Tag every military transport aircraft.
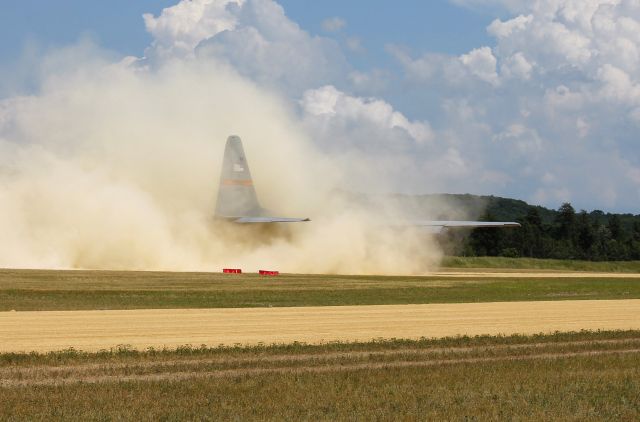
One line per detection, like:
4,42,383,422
214,135,520,230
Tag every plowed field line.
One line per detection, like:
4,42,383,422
3,337,640,377
2,348,639,388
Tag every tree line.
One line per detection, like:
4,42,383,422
461,203,640,261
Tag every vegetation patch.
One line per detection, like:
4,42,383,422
442,256,640,272
1,330,639,420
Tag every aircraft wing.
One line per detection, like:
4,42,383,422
411,221,521,228
232,216,311,223
402,220,520,234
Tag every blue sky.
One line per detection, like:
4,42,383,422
0,1,494,67
0,1,175,60
279,1,496,54
1,0,640,213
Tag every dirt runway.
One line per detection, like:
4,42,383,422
1,299,639,353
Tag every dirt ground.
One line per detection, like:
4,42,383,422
1,299,639,353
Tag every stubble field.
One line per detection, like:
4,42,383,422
1,331,639,420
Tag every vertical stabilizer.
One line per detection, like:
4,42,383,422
214,135,263,218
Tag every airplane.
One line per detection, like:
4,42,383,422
214,135,520,230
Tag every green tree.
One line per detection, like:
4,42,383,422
469,212,504,256
576,211,595,259
633,222,640,242
555,202,576,241
608,215,623,241
520,207,544,258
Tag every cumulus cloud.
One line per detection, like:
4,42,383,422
500,52,534,80
390,0,640,211
460,47,499,85
487,14,532,38
298,86,501,197
144,0,348,95
301,85,433,145
144,0,243,58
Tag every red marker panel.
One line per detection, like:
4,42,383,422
223,268,242,274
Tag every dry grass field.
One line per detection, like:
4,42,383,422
1,331,639,420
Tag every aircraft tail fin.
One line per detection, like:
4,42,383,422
214,135,263,218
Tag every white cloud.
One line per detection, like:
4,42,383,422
144,0,243,58
321,17,346,33
597,64,640,106
460,47,499,85
500,52,534,79
297,86,455,194
487,14,532,38
301,85,433,145
143,0,348,95
389,0,640,210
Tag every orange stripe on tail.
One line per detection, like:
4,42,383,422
222,179,253,186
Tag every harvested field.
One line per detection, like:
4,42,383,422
1,331,639,420
2,339,640,388
2,300,639,353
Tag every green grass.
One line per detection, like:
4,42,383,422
443,256,640,272
1,331,639,421
1,268,639,311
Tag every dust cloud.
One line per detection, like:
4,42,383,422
0,48,449,275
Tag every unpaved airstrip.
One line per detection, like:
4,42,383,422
2,299,639,353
